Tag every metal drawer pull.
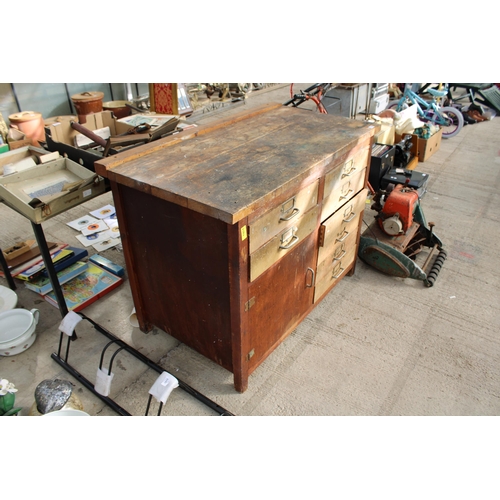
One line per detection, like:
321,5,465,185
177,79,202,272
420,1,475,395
333,242,346,260
333,249,346,261
332,263,344,280
339,188,354,200
279,234,299,249
343,210,356,223
279,227,299,249
341,159,355,178
280,196,300,221
306,267,315,287
279,207,300,221
336,230,349,243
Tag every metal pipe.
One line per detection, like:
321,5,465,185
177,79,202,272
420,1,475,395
64,83,75,115
51,353,131,415
31,222,69,319
78,313,235,416
70,121,107,148
125,83,133,102
10,83,21,112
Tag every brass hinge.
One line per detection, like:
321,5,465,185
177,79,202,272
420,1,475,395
318,224,326,247
245,296,255,311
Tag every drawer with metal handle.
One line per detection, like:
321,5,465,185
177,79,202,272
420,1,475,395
323,145,369,201
250,205,319,282
313,244,358,303
317,188,367,266
249,179,319,253
321,167,367,221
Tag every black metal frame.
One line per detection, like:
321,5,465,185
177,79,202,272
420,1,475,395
2,213,234,416
52,312,234,416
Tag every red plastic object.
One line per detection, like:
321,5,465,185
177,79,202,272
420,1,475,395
380,184,419,233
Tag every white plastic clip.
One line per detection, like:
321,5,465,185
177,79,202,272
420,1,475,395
95,367,115,397
58,311,82,337
149,371,179,405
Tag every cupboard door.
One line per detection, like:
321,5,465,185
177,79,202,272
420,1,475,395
246,231,317,372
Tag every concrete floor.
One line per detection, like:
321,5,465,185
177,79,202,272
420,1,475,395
1,83,499,417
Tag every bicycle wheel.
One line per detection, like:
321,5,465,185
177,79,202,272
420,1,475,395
388,99,408,112
439,106,464,138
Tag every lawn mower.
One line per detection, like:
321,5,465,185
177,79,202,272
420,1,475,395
358,183,447,287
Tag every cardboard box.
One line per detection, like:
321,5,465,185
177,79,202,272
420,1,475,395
416,128,442,162
0,145,58,175
7,127,33,150
44,111,134,171
0,156,106,223
395,128,442,162
374,121,395,145
44,111,180,172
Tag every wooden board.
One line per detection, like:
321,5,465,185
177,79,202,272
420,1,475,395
96,104,378,224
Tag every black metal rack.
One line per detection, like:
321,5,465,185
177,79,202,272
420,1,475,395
2,210,234,416
52,312,234,416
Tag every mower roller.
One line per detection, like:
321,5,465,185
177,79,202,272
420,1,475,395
358,183,447,287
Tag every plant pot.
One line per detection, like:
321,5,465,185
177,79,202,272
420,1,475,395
71,91,104,123
0,392,21,416
8,111,45,147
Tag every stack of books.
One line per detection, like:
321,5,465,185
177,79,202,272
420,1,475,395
19,246,88,286
1,241,123,312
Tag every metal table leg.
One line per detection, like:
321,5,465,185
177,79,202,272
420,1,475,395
0,245,17,290
30,222,69,318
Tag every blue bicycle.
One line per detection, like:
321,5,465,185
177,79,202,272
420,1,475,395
389,84,464,138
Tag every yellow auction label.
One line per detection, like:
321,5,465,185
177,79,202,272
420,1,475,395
241,225,247,241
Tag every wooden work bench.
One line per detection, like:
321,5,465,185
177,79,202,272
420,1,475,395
95,103,379,392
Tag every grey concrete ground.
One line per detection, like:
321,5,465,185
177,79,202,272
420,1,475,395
1,83,499,417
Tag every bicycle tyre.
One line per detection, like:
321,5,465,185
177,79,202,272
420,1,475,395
388,99,406,111
439,106,464,138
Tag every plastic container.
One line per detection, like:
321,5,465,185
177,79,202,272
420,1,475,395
8,111,45,146
71,91,104,123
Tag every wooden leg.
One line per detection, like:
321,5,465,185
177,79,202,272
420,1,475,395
234,370,248,393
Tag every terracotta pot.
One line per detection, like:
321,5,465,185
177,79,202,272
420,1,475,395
71,91,104,123
102,100,132,119
8,111,45,146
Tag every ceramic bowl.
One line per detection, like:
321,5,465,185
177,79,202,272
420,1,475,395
43,409,90,417
0,308,39,356
0,285,18,313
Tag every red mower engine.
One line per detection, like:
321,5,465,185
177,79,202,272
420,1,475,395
378,184,419,236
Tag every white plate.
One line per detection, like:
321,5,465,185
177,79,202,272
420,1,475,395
0,285,18,313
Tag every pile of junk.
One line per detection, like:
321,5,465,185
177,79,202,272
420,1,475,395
360,102,448,288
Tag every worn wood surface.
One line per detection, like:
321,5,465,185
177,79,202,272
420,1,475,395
97,105,378,392
95,104,377,224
